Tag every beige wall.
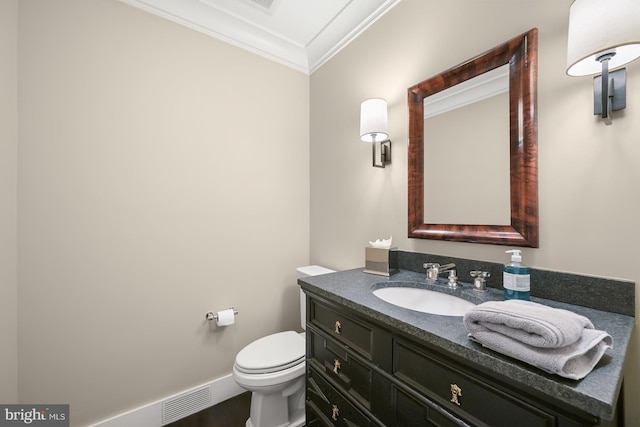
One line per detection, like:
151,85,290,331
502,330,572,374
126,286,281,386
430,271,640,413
0,0,18,405
16,0,309,425
10,0,639,425
310,0,639,425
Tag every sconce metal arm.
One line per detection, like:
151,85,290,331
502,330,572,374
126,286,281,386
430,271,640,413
372,139,392,168
594,53,627,126
599,53,614,125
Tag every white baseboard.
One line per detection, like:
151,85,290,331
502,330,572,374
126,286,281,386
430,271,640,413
90,374,244,427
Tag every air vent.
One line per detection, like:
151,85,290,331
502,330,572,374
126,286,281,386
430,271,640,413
161,385,212,425
248,0,275,9
238,0,283,15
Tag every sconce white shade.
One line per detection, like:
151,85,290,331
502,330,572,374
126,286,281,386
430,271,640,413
566,0,640,76
360,98,389,142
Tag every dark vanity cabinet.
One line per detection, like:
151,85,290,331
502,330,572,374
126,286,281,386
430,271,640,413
304,293,600,427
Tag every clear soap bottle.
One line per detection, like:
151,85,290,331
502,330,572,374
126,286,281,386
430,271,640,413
503,249,530,301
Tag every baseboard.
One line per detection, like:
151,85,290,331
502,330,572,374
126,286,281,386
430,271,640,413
90,374,244,427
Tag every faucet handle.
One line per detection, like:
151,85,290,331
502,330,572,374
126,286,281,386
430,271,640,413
423,263,440,280
447,270,459,288
470,271,490,292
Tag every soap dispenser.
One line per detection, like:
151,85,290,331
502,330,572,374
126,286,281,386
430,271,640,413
503,249,530,301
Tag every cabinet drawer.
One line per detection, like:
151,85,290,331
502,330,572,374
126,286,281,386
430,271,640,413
307,367,374,427
394,385,471,427
308,327,373,408
309,299,373,358
393,339,555,427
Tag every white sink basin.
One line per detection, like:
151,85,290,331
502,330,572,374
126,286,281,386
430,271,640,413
373,287,476,316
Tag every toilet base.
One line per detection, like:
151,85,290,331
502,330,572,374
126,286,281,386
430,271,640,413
244,377,305,427
245,413,304,427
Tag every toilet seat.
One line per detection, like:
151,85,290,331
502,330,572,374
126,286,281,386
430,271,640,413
235,331,305,374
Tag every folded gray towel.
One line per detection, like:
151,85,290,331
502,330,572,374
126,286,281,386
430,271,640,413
464,301,613,380
467,327,612,380
464,300,593,348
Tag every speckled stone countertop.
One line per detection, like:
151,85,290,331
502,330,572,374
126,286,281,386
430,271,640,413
299,268,635,421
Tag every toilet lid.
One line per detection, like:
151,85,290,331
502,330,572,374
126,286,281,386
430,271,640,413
235,331,305,374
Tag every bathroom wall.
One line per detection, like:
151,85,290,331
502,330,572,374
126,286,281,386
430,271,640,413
16,0,309,425
309,0,639,425
0,0,18,405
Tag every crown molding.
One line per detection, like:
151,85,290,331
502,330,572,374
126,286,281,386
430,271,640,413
119,0,400,74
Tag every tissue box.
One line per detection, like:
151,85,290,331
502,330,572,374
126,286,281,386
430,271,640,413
364,246,398,276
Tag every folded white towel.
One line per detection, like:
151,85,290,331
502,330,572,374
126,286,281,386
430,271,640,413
464,300,594,348
468,327,612,380
464,301,613,380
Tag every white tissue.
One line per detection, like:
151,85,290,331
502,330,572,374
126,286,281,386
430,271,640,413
216,309,235,326
369,236,392,249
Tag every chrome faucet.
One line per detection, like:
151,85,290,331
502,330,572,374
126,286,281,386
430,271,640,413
423,262,458,287
470,271,490,292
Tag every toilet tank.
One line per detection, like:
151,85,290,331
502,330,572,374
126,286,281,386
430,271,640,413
297,265,335,330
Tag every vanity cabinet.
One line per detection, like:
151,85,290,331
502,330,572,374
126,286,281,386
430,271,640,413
304,293,599,427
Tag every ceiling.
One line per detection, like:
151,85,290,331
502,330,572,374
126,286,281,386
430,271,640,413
120,0,401,74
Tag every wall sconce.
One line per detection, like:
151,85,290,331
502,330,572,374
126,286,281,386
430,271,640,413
360,98,391,168
566,0,640,125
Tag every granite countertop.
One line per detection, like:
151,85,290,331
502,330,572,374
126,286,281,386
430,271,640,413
298,268,635,421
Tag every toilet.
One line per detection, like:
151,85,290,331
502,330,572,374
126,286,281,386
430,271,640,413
233,265,335,427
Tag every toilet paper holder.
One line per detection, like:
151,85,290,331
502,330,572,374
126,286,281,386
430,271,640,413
205,308,239,321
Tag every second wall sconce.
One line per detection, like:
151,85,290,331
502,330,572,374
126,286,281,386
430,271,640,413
566,0,640,125
360,98,391,168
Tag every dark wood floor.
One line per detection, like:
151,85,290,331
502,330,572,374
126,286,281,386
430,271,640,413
166,392,251,427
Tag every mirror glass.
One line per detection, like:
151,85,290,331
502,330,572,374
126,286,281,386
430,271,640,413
423,64,510,225
408,29,539,247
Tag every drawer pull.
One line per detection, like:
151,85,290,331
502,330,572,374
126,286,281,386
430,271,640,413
335,320,342,334
333,359,341,374
450,383,463,406
331,404,340,421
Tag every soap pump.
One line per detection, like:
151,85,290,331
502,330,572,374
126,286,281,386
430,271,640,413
503,249,530,301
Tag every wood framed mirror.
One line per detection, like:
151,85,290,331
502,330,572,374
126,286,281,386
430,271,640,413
408,28,538,247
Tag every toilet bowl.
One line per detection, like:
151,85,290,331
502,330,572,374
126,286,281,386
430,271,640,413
233,331,306,427
232,265,335,427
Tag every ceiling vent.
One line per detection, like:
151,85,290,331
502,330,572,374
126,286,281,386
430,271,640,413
249,0,274,8
240,0,283,14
